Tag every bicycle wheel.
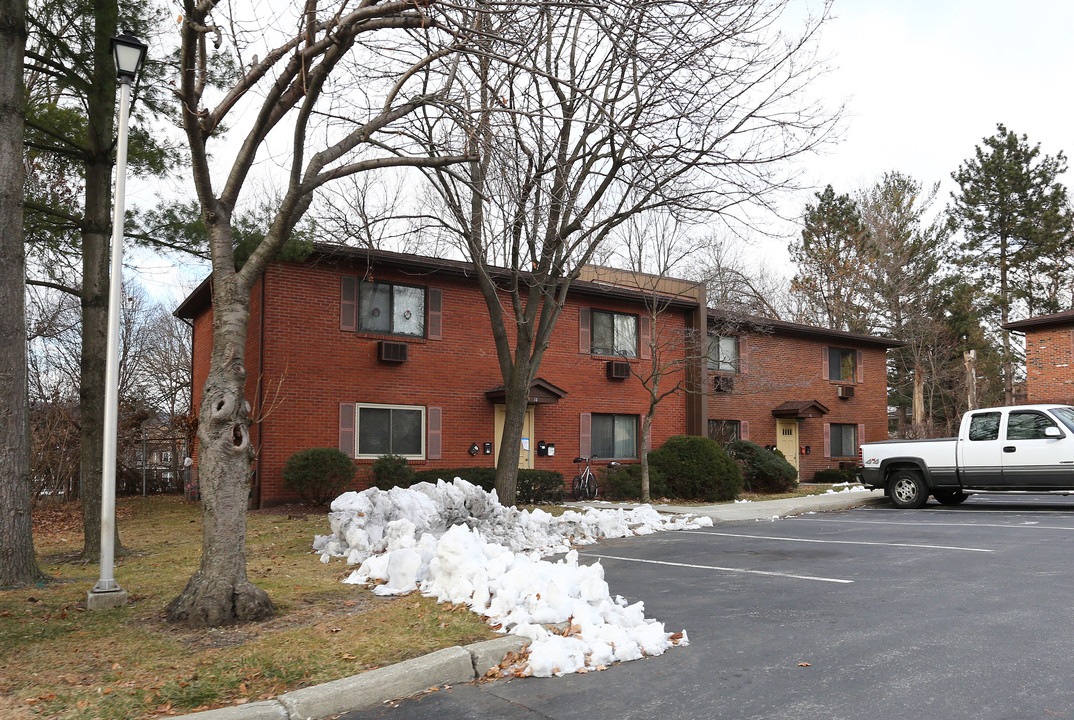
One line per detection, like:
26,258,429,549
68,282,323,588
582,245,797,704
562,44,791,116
585,477,599,500
571,475,584,500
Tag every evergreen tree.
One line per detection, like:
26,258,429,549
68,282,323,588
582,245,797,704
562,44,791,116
858,172,950,435
949,124,1073,404
789,185,872,333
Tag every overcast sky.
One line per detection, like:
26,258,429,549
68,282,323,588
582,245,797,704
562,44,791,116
133,0,1074,303
751,0,1074,276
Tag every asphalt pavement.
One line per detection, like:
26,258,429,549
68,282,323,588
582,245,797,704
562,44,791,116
171,489,886,720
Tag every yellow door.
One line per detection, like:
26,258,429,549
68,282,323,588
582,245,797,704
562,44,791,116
494,405,535,469
775,419,800,472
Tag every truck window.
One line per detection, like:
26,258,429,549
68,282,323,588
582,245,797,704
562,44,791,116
968,412,1000,441
1050,407,1074,433
1006,411,1059,440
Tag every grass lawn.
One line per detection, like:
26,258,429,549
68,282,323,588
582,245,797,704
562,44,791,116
0,496,495,720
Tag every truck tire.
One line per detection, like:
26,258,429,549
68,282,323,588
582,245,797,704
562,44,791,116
933,489,968,506
889,469,928,509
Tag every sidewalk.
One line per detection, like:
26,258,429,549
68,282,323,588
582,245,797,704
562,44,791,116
173,488,887,720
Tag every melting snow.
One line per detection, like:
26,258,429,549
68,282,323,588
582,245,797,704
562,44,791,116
313,478,712,677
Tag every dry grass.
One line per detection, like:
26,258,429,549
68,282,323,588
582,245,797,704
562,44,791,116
0,496,495,720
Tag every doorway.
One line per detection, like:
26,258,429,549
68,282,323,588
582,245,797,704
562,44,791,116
775,419,800,472
494,405,535,469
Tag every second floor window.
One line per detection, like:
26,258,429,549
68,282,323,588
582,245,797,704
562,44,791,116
828,347,856,382
591,310,638,358
359,281,425,337
709,335,739,373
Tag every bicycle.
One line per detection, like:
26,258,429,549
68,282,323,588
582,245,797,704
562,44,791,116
571,456,620,500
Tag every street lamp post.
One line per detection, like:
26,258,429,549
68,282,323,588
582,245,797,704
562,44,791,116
87,31,147,612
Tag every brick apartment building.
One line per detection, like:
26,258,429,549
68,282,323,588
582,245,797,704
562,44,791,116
706,312,900,479
177,245,899,507
1004,310,1074,403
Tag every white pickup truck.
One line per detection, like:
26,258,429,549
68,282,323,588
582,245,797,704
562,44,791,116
859,404,1074,508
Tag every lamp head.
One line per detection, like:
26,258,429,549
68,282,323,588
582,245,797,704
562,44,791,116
110,31,148,83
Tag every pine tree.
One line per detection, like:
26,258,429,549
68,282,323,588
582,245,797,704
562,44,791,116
949,124,1073,404
789,185,872,333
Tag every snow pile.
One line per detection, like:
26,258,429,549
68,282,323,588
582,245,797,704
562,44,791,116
313,478,711,676
825,482,868,494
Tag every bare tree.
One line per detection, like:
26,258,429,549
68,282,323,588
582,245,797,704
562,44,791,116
419,0,838,505
612,216,709,503
168,0,472,627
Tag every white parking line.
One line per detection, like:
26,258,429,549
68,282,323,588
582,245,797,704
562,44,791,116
585,553,854,584
682,530,994,553
801,517,1074,532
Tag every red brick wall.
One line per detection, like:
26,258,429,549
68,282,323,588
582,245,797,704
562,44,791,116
1024,326,1074,404
707,332,889,481
243,259,695,506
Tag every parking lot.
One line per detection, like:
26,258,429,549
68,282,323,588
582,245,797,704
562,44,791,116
343,497,1074,720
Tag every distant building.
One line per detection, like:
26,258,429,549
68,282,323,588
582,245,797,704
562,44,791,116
1004,310,1074,404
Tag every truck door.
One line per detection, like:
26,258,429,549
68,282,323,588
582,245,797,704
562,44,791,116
1000,410,1074,488
958,411,1005,488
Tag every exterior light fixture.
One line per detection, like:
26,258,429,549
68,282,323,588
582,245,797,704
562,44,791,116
88,31,147,611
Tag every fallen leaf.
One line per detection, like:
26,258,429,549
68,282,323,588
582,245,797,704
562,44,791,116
798,662,811,667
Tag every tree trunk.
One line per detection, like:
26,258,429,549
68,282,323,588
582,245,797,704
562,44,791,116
640,412,653,504
79,0,120,561
493,378,529,507
0,0,47,588
165,288,273,627
912,364,925,429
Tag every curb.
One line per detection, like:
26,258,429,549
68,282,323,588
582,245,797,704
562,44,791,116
171,635,530,720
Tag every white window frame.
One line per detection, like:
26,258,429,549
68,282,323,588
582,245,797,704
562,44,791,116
355,402,426,459
708,334,739,373
829,423,857,458
590,310,640,359
357,281,426,338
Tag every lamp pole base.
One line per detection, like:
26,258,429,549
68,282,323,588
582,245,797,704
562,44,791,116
87,587,128,611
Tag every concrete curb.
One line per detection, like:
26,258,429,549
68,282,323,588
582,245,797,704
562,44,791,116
171,636,531,720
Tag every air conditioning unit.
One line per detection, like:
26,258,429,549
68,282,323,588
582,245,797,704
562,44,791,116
606,361,631,380
836,385,855,399
378,340,409,363
713,375,735,393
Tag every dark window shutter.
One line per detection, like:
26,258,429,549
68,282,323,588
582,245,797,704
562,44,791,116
340,277,357,332
579,308,591,353
428,289,443,340
857,423,866,451
823,423,831,458
741,420,750,442
738,337,747,374
821,346,829,380
639,316,651,360
856,350,864,383
339,402,355,457
427,407,442,459
579,412,592,457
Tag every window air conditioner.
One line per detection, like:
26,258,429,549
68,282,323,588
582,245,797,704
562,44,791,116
378,340,409,363
606,361,631,380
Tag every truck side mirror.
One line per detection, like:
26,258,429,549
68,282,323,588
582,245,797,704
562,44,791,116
1045,426,1063,438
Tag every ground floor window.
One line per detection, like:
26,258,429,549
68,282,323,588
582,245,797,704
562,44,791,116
708,419,740,443
592,413,638,459
356,403,424,458
829,423,857,458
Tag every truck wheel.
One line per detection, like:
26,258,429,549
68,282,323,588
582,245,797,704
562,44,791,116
933,489,968,506
889,469,928,509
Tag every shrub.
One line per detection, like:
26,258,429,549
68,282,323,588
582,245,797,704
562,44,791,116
516,470,566,505
812,466,859,484
728,440,798,493
371,454,415,490
648,435,742,502
599,463,668,501
282,448,356,505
